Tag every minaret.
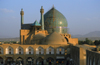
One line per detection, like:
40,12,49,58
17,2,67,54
40,6,44,30
20,9,24,28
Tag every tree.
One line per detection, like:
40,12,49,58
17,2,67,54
84,38,94,45
78,40,84,45
94,40,100,46
78,38,94,45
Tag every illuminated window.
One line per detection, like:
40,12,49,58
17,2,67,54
9,49,11,51
29,49,31,51
39,49,41,51
49,49,51,51
19,49,21,51
37,47,44,55
59,49,61,51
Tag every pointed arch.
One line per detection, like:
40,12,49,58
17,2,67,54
16,46,23,54
6,57,13,64
16,57,23,65
56,47,65,54
0,47,3,54
26,46,33,54
26,57,34,65
65,37,69,42
36,46,44,54
6,46,13,54
46,57,54,65
36,57,44,65
46,46,54,54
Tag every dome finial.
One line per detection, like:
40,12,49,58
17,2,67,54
52,5,54,8
41,6,43,9
21,8,23,11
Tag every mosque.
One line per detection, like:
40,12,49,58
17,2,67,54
0,6,78,65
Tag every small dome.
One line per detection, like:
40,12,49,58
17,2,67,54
32,33,46,44
41,32,67,45
33,33,46,38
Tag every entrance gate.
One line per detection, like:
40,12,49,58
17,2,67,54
26,57,34,65
16,57,23,65
46,57,54,65
36,57,44,65
5,57,13,65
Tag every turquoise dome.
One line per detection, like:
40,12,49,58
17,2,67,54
40,7,68,34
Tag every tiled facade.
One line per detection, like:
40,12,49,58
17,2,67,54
0,44,69,65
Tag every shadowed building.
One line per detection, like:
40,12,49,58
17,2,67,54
70,44,96,65
0,6,78,65
86,46,100,65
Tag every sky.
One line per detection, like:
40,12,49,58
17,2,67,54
0,0,100,38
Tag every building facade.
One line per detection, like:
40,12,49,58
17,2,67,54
0,44,70,65
0,6,78,65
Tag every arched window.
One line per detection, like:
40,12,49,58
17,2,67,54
36,46,44,54
46,57,54,64
0,47,3,54
26,57,34,65
26,46,33,54
36,57,44,65
56,47,65,54
16,46,23,54
6,46,13,54
46,46,54,54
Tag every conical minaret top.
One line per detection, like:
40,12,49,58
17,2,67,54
40,6,44,14
40,6,44,30
52,5,54,8
20,8,24,16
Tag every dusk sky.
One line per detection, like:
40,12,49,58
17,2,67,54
0,0,100,38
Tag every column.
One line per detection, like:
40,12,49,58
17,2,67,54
34,59,36,65
24,59,26,65
14,59,16,65
44,60,46,65
3,59,5,65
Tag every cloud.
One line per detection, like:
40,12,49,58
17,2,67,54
0,8,14,13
